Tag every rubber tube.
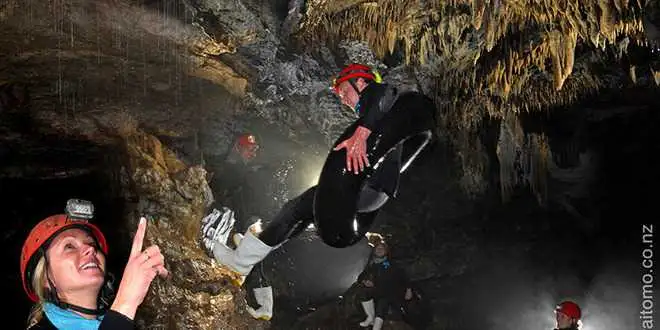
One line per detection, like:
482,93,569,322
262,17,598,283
314,93,436,248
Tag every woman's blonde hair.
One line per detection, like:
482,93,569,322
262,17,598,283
26,257,48,329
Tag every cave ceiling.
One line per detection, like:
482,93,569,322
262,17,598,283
298,0,659,110
1,0,659,188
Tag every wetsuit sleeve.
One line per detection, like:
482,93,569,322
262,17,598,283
383,263,410,291
359,104,382,132
357,268,367,282
395,263,411,289
99,310,135,330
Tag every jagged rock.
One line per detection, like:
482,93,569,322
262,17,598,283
122,128,268,329
183,0,263,48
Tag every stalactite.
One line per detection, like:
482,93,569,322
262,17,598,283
295,0,648,200
497,111,524,203
527,133,550,206
472,0,485,30
599,0,616,42
387,20,397,54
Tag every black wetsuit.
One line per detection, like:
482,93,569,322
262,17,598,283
259,82,415,246
356,257,411,319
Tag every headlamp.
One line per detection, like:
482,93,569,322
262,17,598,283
65,199,95,221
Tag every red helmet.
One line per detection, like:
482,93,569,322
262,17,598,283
556,301,581,319
20,214,108,302
330,63,382,95
234,133,259,161
237,133,257,148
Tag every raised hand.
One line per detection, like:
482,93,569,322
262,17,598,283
333,125,371,174
110,217,168,319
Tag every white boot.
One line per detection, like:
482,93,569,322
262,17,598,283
233,221,286,250
212,229,273,277
246,286,274,320
359,300,375,327
372,317,384,330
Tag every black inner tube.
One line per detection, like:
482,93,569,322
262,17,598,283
313,93,436,248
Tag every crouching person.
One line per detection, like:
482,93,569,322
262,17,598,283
21,200,168,329
355,241,413,330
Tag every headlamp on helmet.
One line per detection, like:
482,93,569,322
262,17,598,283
20,199,108,303
66,199,95,220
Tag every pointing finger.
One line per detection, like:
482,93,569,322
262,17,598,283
130,217,147,258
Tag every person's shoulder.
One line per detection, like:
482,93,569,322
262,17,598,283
359,83,394,109
361,82,390,96
387,260,407,270
99,310,135,329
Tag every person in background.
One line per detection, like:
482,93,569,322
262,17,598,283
225,133,259,166
203,133,275,320
215,132,264,217
554,300,581,330
355,240,413,330
21,200,168,329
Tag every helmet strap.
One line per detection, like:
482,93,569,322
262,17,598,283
57,300,104,316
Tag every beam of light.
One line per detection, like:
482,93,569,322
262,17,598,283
577,262,641,330
512,263,640,330
301,162,323,189
287,151,325,195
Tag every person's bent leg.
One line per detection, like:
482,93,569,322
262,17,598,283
355,285,376,327
211,227,272,277
372,298,390,330
259,186,316,246
211,186,317,278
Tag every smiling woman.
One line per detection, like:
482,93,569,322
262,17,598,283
20,203,168,330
